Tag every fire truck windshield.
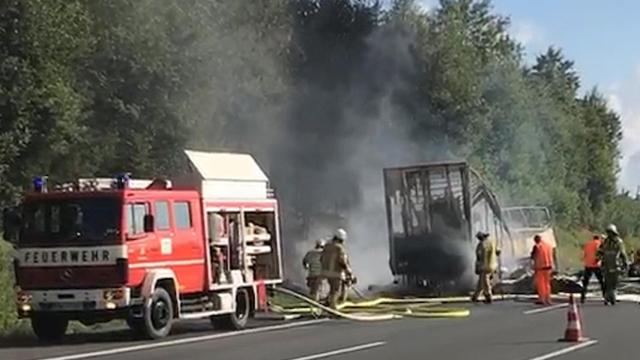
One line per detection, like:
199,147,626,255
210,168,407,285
20,197,121,245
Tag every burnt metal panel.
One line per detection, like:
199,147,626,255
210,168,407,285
383,161,513,283
383,169,396,273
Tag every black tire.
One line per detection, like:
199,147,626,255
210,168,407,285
210,288,250,330
142,287,174,339
31,314,68,342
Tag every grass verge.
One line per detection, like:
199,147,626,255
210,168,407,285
0,239,18,337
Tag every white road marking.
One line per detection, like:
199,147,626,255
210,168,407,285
283,341,386,360
526,340,598,360
524,303,568,315
35,319,328,360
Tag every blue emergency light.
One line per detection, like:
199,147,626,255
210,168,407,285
32,176,48,193
115,173,131,189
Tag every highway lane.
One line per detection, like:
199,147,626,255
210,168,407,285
2,300,639,360
0,318,323,360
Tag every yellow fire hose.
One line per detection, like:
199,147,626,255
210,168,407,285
271,287,470,321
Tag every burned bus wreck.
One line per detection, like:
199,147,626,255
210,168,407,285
383,161,512,292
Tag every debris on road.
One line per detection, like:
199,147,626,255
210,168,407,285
495,267,583,295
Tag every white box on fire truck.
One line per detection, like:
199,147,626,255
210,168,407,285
177,150,269,199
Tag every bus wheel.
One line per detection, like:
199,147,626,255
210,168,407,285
142,287,174,339
210,288,250,330
31,314,68,342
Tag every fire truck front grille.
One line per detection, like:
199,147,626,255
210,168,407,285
18,265,124,290
39,301,97,311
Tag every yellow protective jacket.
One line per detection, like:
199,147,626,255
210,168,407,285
321,241,351,279
475,239,498,274
597,236,628,272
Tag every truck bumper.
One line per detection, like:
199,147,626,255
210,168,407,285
17,288,132,318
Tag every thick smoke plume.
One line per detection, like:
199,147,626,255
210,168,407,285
269,23,463,286
185,4,472,287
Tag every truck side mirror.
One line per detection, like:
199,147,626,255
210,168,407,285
143,214,154,233
2,207,21,244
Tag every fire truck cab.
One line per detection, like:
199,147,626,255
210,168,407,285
4,150,283,341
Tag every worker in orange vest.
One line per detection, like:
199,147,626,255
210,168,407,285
530,234,554,305
580,234,604,303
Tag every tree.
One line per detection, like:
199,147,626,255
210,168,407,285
525,47,587,224
410,0,518,146
0,0,92,205
580,89,622,217
530,47,580,103
0,0,29,206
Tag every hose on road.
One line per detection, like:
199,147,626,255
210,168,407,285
271,287,470,321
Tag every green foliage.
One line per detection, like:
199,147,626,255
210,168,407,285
415,0,518,143
79,0,198,176
0,0,93,205
554,227,586,271
0,239,17,334
601,193,640,239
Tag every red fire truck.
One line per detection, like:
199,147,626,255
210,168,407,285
2,150,283,341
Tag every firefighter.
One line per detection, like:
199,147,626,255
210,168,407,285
302,239,325,301
597,224,628,305
321,228,352,309
530,234,554,305
471,232,498,304
580,234,604,303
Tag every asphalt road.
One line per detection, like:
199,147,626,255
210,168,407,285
2,299,639,360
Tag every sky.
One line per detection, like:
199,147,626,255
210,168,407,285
414,0,640,193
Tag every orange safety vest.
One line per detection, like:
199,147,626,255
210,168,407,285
532,241,553,270
583,238,601,268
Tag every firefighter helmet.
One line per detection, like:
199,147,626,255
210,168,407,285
334,228,347,242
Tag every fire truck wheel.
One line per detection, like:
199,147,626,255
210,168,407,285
31,314,68,342
143,287,174,339
211,288,250,330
